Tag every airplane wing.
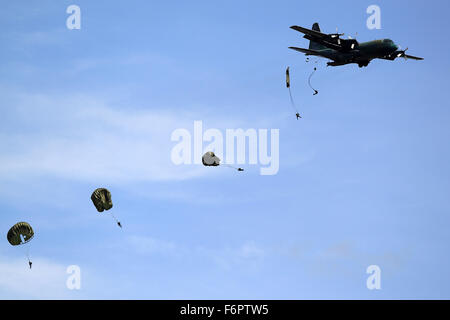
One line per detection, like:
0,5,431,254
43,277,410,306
290,25,329,39
381,51,424,61
288,47,325,57
404,54,423,60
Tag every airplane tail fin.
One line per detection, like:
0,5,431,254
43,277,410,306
309,23,327,50
312,22,321,32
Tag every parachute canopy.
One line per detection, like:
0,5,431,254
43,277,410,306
91,188,113,212
286,67,290,88
7,222,34,246
202,151,221,167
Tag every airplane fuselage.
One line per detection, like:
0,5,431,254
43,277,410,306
289,23,423,66
311,39,398,67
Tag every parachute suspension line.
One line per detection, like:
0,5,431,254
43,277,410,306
222,164,244,171
286,66,301,119
25,244,32,269
288,86,299,113
109,212,122,228
308,66,319,95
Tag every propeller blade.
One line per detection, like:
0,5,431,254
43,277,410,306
396,47,409,59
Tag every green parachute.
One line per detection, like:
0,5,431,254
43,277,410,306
202,151,221,167
7,222,34,246
91,188,113,212
91,188,122,228
7,222,34,269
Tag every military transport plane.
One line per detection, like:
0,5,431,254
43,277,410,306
289,23,423,67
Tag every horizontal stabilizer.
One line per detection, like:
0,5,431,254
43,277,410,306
290,25,325,38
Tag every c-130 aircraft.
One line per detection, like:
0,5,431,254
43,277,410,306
289,23,423,67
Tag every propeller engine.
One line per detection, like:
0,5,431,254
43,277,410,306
328,28,344,45
342,36,359,50
396,46,409,60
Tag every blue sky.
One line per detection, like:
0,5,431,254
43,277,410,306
0,0,449,299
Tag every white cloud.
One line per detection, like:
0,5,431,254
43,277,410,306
126,235,178,256
124,235,266,270
0,91,216,184
194,241,266,271
0,255,72,299
238,241,266,259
